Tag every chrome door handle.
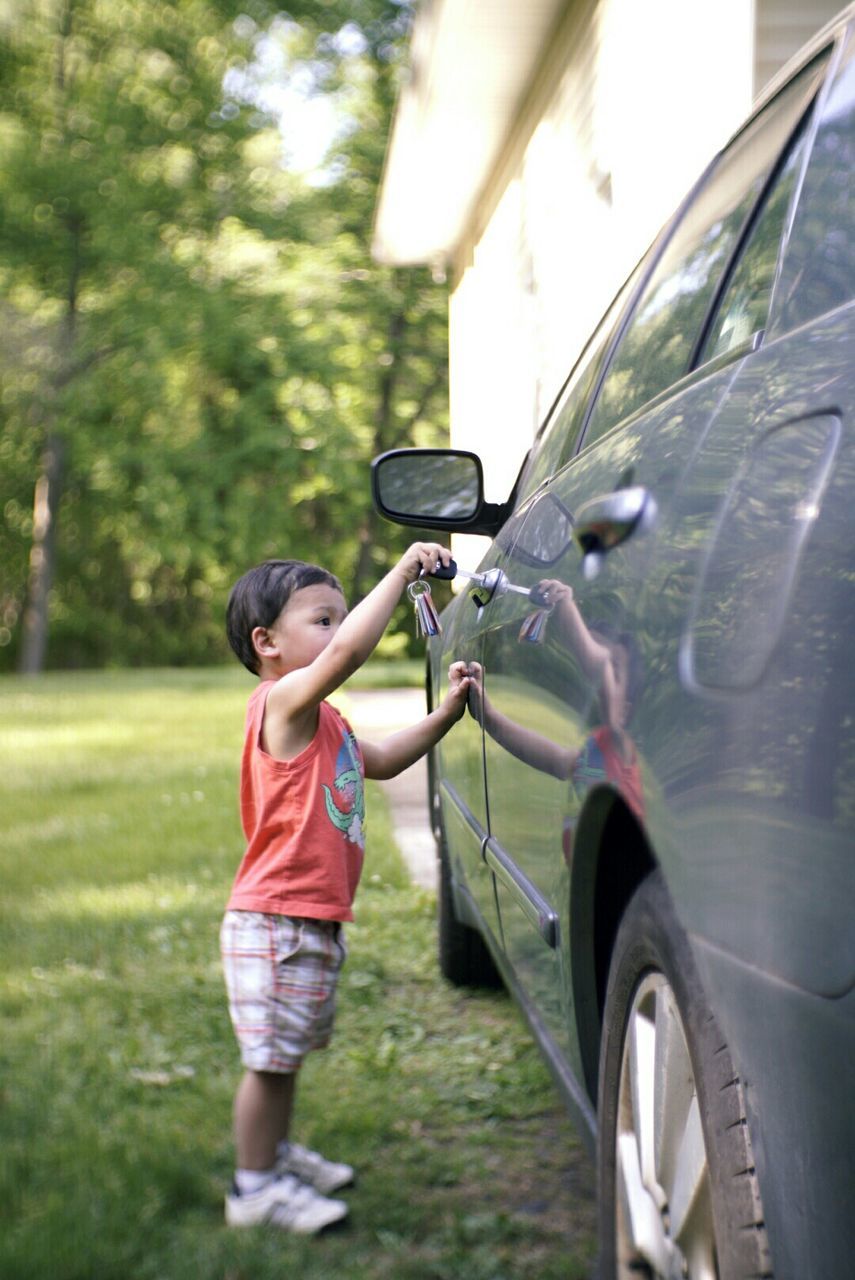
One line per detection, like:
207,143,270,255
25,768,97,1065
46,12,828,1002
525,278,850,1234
573,486,657,579
468,567,532,608
426,561,536,609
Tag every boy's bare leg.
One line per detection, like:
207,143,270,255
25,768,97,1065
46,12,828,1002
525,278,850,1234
226,1066,348,1231
234,1069,296,1171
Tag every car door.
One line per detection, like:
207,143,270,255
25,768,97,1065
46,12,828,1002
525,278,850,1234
475,47,831,1102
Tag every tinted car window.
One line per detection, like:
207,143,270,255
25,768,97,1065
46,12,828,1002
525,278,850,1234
770,38,855,337
582,55,827,449
699,117,812,362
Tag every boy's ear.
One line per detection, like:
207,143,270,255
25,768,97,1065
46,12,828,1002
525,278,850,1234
251,625,279,662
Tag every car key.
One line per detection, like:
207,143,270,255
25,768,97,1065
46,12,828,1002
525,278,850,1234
408,576,442,638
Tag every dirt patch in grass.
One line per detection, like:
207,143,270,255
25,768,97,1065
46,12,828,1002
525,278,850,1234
479,1111,595,1228
416,1107,597,1263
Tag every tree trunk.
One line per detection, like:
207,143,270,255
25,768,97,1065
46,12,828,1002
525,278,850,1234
17,1,78,674
18,434,66,673
351,305,406,602
351,507,384,605
352,290,447,603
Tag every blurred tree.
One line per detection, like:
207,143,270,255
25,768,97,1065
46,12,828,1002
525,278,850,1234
0,0,448,670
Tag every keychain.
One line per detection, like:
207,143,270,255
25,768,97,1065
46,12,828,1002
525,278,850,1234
408,576,442,638
518,604,552,644
517,583,557,645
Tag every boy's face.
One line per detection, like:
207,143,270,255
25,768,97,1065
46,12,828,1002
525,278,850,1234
257,582,348,675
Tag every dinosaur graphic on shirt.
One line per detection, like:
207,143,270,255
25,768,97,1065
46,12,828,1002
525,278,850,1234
323,730,366,849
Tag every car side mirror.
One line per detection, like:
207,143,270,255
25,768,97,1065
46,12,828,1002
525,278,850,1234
371,448,508,536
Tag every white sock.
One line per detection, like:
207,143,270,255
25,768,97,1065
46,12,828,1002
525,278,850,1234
235,1166,276,1195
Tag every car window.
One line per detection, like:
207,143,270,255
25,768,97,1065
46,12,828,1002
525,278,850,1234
770,36,855,337
581,54,828,451
698,116,813,363
516,262,644,499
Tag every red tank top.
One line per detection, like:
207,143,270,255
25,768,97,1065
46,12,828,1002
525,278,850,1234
227,683,365,921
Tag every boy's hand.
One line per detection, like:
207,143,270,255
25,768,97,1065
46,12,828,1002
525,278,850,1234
443,660,472,721
463,660,484,720
396,542,453,585
534,578,573,606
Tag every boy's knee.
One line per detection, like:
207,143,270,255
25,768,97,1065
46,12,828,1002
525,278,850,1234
249,1067,297,1090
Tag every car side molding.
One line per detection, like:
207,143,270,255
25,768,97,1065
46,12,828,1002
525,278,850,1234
483,835,559,949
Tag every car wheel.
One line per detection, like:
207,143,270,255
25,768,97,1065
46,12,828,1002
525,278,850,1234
437,843,502,988
597,872,772,1280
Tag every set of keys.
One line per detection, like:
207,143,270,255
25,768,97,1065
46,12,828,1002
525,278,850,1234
406,557,470,638
407,559,554,642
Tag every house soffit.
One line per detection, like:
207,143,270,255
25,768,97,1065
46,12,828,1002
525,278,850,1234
373,0,568,266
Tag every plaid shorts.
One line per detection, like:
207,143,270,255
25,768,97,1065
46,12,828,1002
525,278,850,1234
220,911,347,1073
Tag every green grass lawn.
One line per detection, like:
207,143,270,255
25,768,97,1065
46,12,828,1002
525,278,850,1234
0,668,595,1280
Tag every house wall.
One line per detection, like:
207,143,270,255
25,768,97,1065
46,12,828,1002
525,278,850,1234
755,0,842,94
447,0,840,530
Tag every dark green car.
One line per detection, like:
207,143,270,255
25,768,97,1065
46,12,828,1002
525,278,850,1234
373,12,855,1279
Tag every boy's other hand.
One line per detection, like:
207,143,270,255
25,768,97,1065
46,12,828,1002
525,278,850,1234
397,542,453,584
444,660,472,721
463,660,484,718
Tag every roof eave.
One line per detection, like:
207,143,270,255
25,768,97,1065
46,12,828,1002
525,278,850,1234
373,0,568,266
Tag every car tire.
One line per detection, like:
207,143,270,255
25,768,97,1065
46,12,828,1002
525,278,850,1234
437,844,502,988
597,871,772,1280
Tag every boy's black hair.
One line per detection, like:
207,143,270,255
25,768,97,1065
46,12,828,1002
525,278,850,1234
226,559,342,674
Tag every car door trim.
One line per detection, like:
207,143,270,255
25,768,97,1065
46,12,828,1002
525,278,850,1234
694,328,765,378
483,836,559,949
439,778,486,842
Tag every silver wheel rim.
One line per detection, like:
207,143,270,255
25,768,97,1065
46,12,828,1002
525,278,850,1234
615,973,717,1280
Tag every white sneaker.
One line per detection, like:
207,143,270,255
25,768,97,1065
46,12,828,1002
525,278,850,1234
225,1173,348,1234
277,1143,355,1195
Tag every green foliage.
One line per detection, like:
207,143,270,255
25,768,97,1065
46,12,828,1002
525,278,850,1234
0,0,448,670
0,669,597,1277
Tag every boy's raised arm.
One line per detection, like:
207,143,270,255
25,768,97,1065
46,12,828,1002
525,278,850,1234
270,543,452,722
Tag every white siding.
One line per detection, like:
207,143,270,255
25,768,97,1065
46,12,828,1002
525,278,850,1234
754,0,842,96
448,0,755,504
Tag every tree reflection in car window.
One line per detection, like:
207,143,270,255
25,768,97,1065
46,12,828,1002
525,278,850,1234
770,41,855,337
699,120,812,363
582,55,828,451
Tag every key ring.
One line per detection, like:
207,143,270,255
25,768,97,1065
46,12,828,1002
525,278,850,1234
408,575,442,638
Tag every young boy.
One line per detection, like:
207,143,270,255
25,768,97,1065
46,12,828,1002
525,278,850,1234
221,543,469,1233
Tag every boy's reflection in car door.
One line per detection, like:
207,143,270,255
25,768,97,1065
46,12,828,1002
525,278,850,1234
473,485,643,1066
